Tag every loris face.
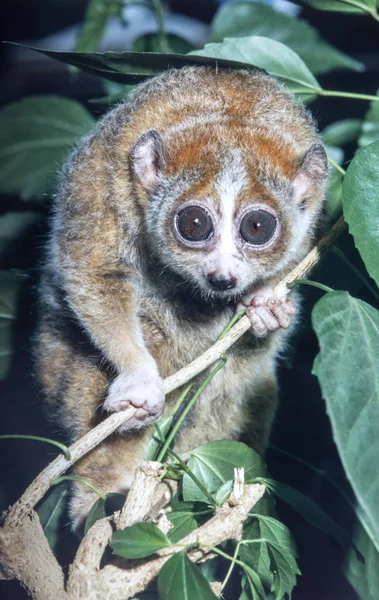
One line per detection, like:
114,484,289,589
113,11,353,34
131,128,328,301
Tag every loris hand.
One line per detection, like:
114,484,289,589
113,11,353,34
238,287,296,337
103,358,165,431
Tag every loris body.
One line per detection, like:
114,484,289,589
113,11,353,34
36,66,328,529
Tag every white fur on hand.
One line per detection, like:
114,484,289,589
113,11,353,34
238,287,296,337
103,359,165,431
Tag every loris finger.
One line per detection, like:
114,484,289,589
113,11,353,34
267,299,292,328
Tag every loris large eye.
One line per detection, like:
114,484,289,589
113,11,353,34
176,206,213,242
240,209,277,246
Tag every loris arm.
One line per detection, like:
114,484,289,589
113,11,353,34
51,141,164,430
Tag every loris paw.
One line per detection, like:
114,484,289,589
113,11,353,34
238,287,296,337
103,362,165,431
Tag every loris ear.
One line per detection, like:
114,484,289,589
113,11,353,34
292,143,328,205
132,130,164,192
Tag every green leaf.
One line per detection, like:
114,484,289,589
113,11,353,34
243,564,266,600
17,44,266,85
0,270,27,379
342,141,379,286
110,522,171,559
158,551,218,600
75,0,124,53
37,481,69,552
0,212,42,255
84,492,125,535
131,33,195,55
358,91,379,147
323,119,362,146
312,291,379,551
300,0,377,14
0,96,95,199
210,2,363,75
167,501,213,543
345,519,379,600
190,36,320,95
213,480,233,506
256,515,300,600
183,441,267,503
84,497,106,535
260,477,362,558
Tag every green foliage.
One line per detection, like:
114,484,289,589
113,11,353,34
3,4,379,599
158,551,218,600
313,292,379,551
37,481,70,552
110,522,171,559
182,441,267,503
322,118,362,147
84,492,125,535
210,1,363,74
342,141,379,287
259,478,361,556
0,96,95,199
75,0,124,53
299,0,378,15
167,501,213,543
191,36,320,95
345,519,379,600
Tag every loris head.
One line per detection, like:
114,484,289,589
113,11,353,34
131,124,328,302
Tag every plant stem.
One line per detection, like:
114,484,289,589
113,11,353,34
221,541,242,591
217,311,245,340
331,246,379,302
296,88,379,102
156,357,227,463
166,448,217,507
50,475,107,500
287,279,334,294
0,435,70,460
151,0,170,52
328,156,346,176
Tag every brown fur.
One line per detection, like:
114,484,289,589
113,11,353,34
35,66,328,530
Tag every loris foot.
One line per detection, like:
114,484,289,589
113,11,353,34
238,287,296,337
103,362,165,431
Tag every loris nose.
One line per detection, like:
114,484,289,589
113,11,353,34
207,273,236,291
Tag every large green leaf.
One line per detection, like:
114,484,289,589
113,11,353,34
158,551,218,600
300,0,377,14
183,441,267,503
210,2,363,75
0,96,95,199
345,519,379,600
110,522,171,559
312,292,379,550
75,0,123,53
0,270,27,379
342,141,379,287
16,44,265,85
358,92,379,148
190,37,320,95
37,481,69,552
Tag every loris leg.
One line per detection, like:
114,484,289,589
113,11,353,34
241,371,279,455
36,323,152,533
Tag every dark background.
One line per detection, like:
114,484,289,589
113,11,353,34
1,1,378,598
